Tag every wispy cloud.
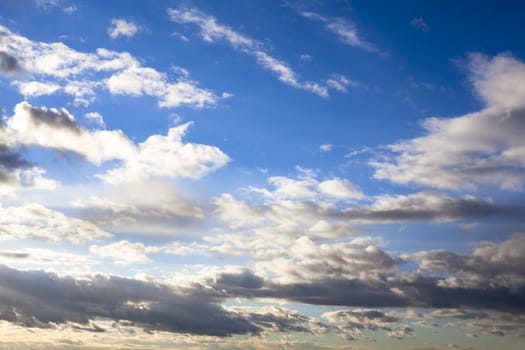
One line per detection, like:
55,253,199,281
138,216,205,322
410,17,430,32
300,11,379,53
168,7,348,97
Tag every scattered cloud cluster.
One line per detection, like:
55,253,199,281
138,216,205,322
0,24,223,107
1,102,229,191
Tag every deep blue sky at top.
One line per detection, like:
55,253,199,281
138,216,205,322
2,0,525,195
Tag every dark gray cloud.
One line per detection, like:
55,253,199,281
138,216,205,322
208,270,525,313
332,191,511,222
204,235,525,312
0,144,30,183
0,51,23,75
21,102,81,133
0,265,259,336
0,265,321,337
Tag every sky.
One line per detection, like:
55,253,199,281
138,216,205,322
0,0,524,349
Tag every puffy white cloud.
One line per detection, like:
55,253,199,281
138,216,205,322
372,53,525,190
318,178,364,199
12,81,61,97
5,102,136,165
84,112,105,128
0,24,222,108
107,19,141,39
0,203,111,244
97,122,230,184
3,102,229,186
90,240,150,265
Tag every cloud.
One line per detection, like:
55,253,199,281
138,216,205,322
319,143,332,152
107,19,141,39
0,264,324,337
5,102,136,165
300,11,379,53
97,122,230,184
3,102,229,185
407,233,525,290
372,53,525,190
0,51,23,75
72,181,205,234
0,24,222,108
318,178,365,199
0,203,111,243
167,6,345,97
410,17,430,32
84,112,105,128
322,309,413,340
213,172,505,246
335,191,508,223
90,240,151,265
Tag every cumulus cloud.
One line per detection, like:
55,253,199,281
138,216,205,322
0,24,222,108
4,102,135,164
372,53,525,190
2,102,229,185
0,203,110,243
407,233,525,290
167,6,345,97
213,171,505,248
84,112,105,128
300,11,379,53
97,122,230,184
90,240,151,265
107,19,141,39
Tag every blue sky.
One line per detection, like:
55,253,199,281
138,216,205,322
1,0,525,349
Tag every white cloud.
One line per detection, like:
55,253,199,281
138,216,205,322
90,240,150,265
5,102,136,165
168,7,345,97
84,112,105,128
318,178,364,199
63,5,77,15
0,24,222,108
0,203,111,244
3,102,230,193
71,181,204,234
12,81,61,97
300,11,379,53
319,143,332,152
97,122,230,184
372,53,525,190
107,19,141,39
